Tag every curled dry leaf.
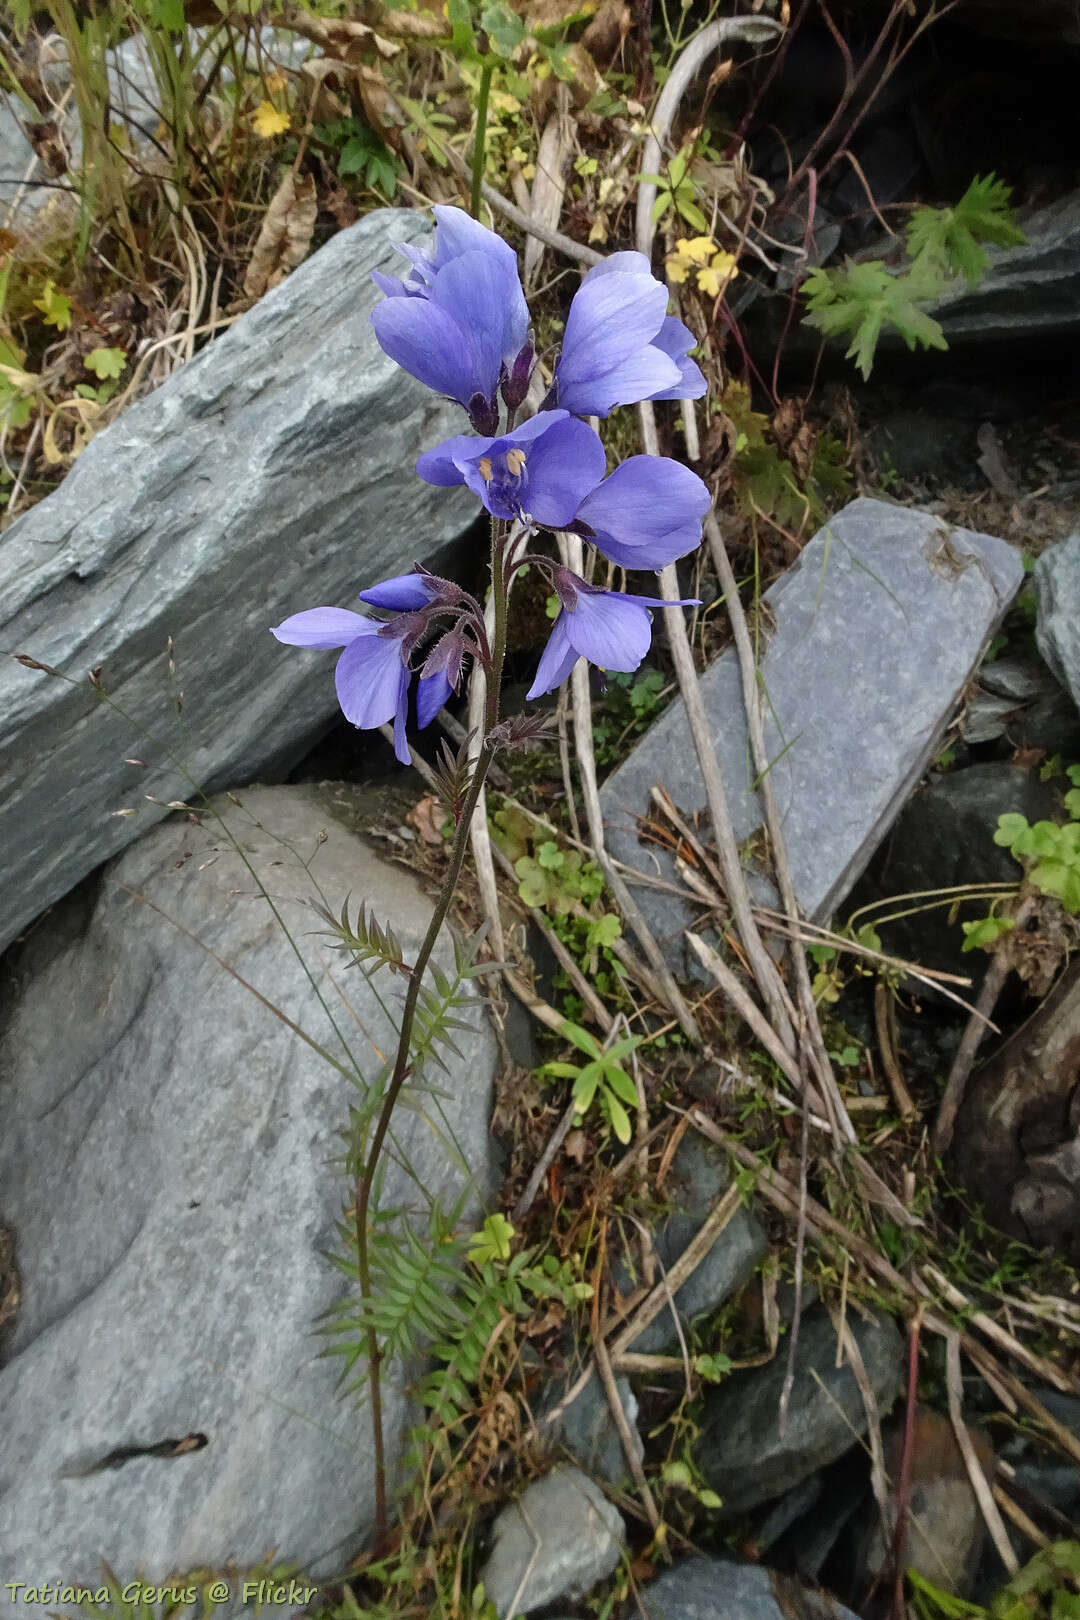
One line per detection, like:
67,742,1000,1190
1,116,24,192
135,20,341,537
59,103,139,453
243,171,318,302
406,794,445,847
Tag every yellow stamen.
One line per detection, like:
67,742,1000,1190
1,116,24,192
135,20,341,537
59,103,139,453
478,457,493,482
506,448,527,477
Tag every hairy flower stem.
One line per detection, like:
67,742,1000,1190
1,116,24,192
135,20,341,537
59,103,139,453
355,517,509,1545
470,60,495,221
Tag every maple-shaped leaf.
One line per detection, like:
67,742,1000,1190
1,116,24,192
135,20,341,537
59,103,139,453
252,100,290,138
85,347,126,380
33,279,71,330
906,173,1026,287
802,261,947,381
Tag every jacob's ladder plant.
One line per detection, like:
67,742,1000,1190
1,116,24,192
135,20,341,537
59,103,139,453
270,203,710,1540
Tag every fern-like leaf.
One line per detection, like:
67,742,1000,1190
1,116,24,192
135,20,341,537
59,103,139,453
432,733,476,826
907,172,1025,287
802,261,947,381
311,897,411,978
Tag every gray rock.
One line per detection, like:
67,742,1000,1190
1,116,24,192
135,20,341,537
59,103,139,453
930,193,1080,343
599,498,1022,969
0,784,497,1592
613,1133,766,1354
0,208,477,957
695,1305,903,1516
1035,531,1080,712
540,1370,642,1487
480,1466,624,1618
638,1558,859,1620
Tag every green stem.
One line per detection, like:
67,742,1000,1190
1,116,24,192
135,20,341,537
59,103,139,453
356,517,509,1545
470,59,494,220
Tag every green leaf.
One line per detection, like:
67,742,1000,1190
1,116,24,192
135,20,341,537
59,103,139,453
601,1063,639,1108
802,260,947,381
537,840,564,870
907,173,1025,287
661,1459,694,1488
961,915,1014,953
694,1351,732,1381
994,811,1030,850
447,0,484,60
85,346,126,380
33,279,72,331
586,913,622,951
468,1212,515,1265
514,855,552,908
573,1066,600,1112
481,2,525,58
559,1020,603,1060
603,1091,633,1143
148,0,185,30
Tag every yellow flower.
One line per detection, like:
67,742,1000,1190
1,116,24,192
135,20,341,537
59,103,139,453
252,100,290,138
697,251,739,298
676,236,718,266
665,253,691,285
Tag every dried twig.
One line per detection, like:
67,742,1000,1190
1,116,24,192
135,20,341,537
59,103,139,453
945,1331,1019,1576
933,893,1037,1153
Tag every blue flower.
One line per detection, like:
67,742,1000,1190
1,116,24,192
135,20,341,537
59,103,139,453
419,413,711,572
416,410,607,528
547,252,706,418
371,207,530,435
527,569,699,698
573,455,712,570
271,600,449,764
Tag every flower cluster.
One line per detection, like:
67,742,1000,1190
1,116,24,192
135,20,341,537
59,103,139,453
273,206,711,762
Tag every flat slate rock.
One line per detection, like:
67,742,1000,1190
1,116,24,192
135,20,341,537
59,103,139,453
0,207,476,957
639,1557,860,1620
0,785,498,1596
695,1304,903,1516
480,1466,625,1618
1035,531,1080,713
599,497,1022,968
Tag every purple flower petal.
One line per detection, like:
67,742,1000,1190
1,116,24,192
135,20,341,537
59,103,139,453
555,346,681,418
392,686,410,764
564,590,654,672
518,416,608,528
583,250,654,279
416,432,494,487
358,574,436,611
334,634,408,729
370,297,480,406
557,270,668,391
271,607,375,649
371,269,413,299
575,455,711,570
428,250,514,398
526,614,580,699
417,668,453,728
647,317,707,401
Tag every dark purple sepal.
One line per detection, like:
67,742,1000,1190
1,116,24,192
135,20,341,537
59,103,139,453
467,392,500,436
501,341,535,410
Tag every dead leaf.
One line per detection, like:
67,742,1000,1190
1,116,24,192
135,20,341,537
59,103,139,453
563,1129,588,1164
977,421,1017,498
242,171,317,302
278,9,403,57
406,795,446,847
